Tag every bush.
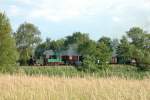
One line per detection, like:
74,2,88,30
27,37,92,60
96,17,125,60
82,55,98,72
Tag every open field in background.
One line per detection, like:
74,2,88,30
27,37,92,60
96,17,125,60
0,75,150,100
17,65,150,79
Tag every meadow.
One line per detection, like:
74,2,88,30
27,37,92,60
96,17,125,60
0,75,150,100
0,65,150,100
20,65,150,79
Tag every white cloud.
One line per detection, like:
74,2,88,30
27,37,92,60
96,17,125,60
27,0,150,22
112,16,121,23
2,0,150,23
0,0,3,4
143,17,150,30
1,0,150,40
8,5,20,16
28,0,99,22
14,0,33,5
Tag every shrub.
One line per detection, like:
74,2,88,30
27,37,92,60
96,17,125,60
82,55,98,72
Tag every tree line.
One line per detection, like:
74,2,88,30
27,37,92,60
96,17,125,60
0,12,150,72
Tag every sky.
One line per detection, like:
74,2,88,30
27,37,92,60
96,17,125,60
0,0,150,41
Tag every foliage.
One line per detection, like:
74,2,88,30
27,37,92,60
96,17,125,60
117,36,133,64
34,42,47,59
35,32,90,59
64,32,90,47
0,12,19,72
78,37,113,71
127,27,150,69
49,39,65,51
96,42,112,64
34,38,65,59
1,11,150,72
82,55,97,72
98,36,113,51
117,27,150,70
14,22,41,65
111,39,119,56
127,27,146,48
78,40,97,56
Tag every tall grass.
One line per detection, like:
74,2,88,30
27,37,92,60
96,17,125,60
0,75,150,100
19,65,150,79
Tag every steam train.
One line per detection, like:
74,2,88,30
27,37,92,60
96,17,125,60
42,50,82,66
32,47,83,66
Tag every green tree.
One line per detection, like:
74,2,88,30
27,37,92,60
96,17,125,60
14,22,41,65
111,39,119,59
79,39,112,71
127,27,150,69
97,37,113,67
0,12,18,72
64,32,90,49
117,36,132,64
34,38,65,59
96,42,112,65
98,36,112,51
78,40,97,56
117,27,150,69
34,43,47,59
127,27,145,48
49,39,65,51
64,32,91,65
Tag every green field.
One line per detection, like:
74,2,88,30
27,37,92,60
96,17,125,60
12,65,150,79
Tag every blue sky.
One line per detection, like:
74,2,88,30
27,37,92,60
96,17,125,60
0,0,150,41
